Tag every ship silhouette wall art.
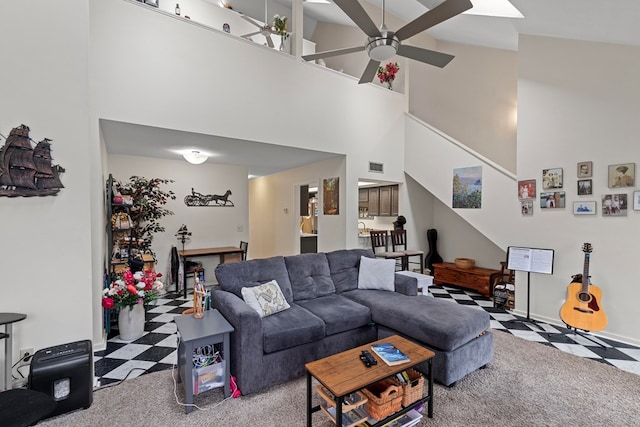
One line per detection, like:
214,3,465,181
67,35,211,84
0,124,65,197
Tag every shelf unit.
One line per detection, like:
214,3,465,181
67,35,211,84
104,174,156,333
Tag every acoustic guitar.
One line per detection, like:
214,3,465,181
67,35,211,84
559,243,608,331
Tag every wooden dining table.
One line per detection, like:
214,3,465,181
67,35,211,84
178,246,244,297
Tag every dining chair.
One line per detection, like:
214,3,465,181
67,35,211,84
390,229,425,272
240,241,248,260
369,230,405,270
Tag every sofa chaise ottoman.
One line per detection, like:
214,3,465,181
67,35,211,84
212,248,492,395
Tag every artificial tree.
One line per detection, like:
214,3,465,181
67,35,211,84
116,176,176,247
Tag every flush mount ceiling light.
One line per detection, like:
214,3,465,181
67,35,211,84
183,150,208,165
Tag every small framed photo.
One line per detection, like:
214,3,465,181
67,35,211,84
577,161,592,178
540,191,565,209
521,200,533,215
573,201,596,215
608,163,635,188
633,191,640,211
602,193,627,216
542,168,563,189
518,179,536,200
577,179,592,195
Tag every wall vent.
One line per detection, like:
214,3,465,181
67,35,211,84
368,162,384,173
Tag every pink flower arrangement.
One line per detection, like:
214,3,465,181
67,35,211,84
377,62,400,84
102,267,164,310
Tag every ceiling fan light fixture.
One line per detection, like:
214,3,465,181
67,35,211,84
183,150,208,165
366,35,399,61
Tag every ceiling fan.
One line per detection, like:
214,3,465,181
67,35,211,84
240,0,278,48
302,0,473,84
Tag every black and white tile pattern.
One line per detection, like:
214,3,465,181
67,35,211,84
94,285,640,387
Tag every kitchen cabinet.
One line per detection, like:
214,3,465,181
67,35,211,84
368,187,380,216
359,188,369,203
359,185,399,217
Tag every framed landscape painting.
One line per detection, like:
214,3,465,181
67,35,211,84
452,166,482,209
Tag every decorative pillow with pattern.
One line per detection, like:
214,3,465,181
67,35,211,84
241,280,291,317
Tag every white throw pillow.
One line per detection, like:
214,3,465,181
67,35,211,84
241,280,291,317
357,256,396,291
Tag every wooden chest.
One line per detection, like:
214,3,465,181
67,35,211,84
432,262,501,297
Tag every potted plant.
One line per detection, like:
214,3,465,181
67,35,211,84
273,14,289,50
102,267,164,340
377,62,400,90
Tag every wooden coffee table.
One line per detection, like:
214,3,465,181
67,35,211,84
305,335,434,427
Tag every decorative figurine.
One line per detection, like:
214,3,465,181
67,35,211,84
193,277,205,319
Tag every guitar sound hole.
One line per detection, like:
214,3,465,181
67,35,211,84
578,292,591,302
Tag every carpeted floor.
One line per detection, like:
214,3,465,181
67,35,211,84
40,331,640,427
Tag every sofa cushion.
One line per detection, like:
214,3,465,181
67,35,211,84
357,256,395,291
284,253,335,301
297,294,372,336
343,289,490,352
262,304,325,354
215,256,294,303
326,249,375,293
241,280,291,317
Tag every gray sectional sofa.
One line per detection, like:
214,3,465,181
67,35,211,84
213,249,493,395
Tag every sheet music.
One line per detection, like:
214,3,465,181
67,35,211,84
507,246,554,274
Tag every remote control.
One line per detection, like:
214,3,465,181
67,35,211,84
360,350,377,367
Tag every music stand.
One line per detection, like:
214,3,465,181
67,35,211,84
506,246,555,323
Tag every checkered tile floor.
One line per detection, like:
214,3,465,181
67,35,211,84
94,285,640,387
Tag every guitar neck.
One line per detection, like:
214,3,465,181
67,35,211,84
582,253,590,292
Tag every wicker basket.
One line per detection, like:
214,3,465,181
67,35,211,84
361,378,403,421
454,257,476,269
397,369,425,406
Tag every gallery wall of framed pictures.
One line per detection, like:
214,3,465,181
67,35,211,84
517,161,638,217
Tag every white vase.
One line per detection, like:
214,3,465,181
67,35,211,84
118,303,145,341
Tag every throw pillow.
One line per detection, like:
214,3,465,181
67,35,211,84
241,280,291,317
357,256,395,291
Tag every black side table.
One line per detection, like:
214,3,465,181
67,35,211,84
1,313,27,391
174,309,234,414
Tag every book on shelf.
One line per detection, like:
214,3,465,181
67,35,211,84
381,409,423,427
371,342,410,366
323,404,369,427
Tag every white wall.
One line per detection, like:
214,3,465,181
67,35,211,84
409,41,518,173
515,35,640,345
106,153,249,284
0,0,93,387
249,156,345,258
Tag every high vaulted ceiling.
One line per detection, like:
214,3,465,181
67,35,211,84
105,0,640,177
227,0,640,51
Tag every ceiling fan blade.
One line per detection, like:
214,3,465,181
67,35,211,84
395,0,472,41
241,14,265,30
242,31,262,38
358,59,381,84
397,45,454,68
333,0,381,38
302,46,365,61
266,35,275,48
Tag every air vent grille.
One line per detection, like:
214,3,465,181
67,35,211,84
369,162,384,173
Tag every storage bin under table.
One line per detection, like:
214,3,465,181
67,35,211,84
174,309,234,414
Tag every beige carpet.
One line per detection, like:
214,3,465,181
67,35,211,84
40,331,640,426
